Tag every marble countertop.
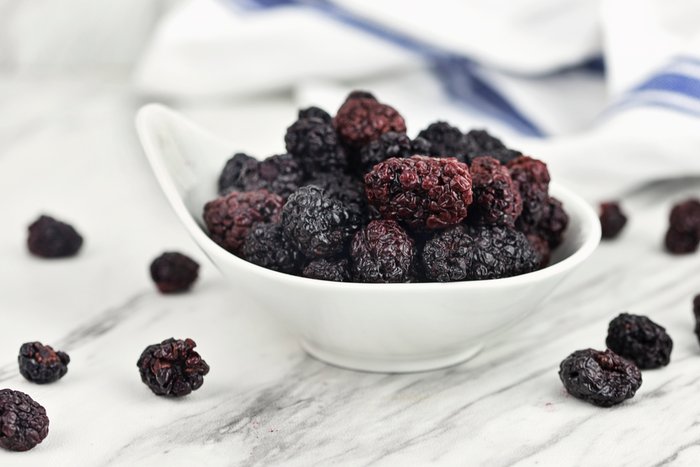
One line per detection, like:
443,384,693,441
2,73,700,467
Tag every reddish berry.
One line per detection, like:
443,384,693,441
150,252,199,293
333,95,406,148
18,342,70,384
508,156,551,230
599,202,627,239
203,190,284,254
469,156,522,226
365,156,473,230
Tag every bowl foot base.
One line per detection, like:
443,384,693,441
300,340,484,373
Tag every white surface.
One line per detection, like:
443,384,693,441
136,103,600,372
2,75,700,466
3,1,700,464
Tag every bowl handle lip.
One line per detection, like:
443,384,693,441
134,104,602,291
135,103,225,259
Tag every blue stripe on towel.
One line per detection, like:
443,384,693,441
608,57,700,117
227,0,545,136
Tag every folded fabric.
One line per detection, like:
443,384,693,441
134,0,700,200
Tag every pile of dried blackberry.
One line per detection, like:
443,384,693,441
559,312,673,407
203,91,568,282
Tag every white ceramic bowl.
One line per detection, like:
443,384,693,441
136,104,601,373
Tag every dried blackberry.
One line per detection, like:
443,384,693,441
0,389,49,451
333,95,406,148
669,199,700,233
410,136,432,156
479,148,523,166
417,121,467,160
137,338,210,397
281,186,361,259
358,131,413,173
18,342,69,384
528,234,551,269
606,313,672,369
285,117,347,175
203,189,284,254
302,258,351,282
559,348,642,407
242,223,304,274
535,197,569,248
665,229,699,254
508,156,551,231
693,295,700,345
307,172,368,220
217,153,259,194
344,90,376,101
252,154,305,198
365,156,473,230
665,199,700,254
462,129,507,163
468,156,522,226
599,202,627,239
298,106,331,123
350,220,415,283
422,224,538,281
150,252,199,294
27,215,83,258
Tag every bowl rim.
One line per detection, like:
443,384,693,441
137,103,601,291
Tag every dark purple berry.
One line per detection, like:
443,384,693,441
298,106,331,123
219,153,304,199
665,229,699,254
150,252,199,294
422,224,538,281
0,389,49,451
203,189,284,254
358,131,413,173
344,90,376,102
285,117,347,175
218,153,258,194
307,172,369,220
27,215,83,258
468,156,522,226
606,313,672,369
333,95,406,148
600,202,628,239
669,199,700,233
508,156,551,231
693,295,700,346
302,258,350,282
242,223,304,274
665,199,700,254
18,342,69,384
462,129,510,163
137,338,210,397
410,136,432,156
365,156,473,230
528,234,551,269
559,348,642,407
536,197,569,248
417,121,467,160
281,186,361,259
350,220,415,283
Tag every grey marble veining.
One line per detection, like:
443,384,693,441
1,73,700,467
1,3,700,460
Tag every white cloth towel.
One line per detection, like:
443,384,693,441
133,0,700,200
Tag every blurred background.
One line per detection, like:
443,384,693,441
2,0,700,205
